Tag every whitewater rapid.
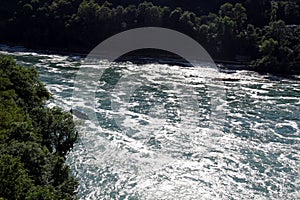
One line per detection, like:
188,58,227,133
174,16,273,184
1,45,299,199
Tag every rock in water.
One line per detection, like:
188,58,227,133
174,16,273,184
70,107,89,120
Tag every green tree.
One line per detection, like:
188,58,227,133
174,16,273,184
219,2,233,18
169,7,182,28
123,5,137,28
0,154,34,200
0,56,78,199
233,3,247,31
0,56,50,110
30,107,78,157
77,0,100,23
255,19,299,73
270,1,278,22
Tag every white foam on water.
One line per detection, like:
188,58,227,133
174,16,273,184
3,48,300,199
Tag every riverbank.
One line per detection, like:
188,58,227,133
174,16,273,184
1,43,299,76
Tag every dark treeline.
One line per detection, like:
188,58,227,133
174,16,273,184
0,55,78,199
0,0,300,73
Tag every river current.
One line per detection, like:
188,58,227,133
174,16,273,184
1,46,300,199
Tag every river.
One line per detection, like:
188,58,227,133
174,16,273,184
1,46,300,199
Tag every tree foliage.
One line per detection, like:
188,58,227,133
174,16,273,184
0,0,299,73
0,56,78,199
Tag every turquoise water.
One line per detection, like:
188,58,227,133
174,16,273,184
1,47,300,199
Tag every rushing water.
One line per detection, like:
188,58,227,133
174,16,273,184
1,46,300,199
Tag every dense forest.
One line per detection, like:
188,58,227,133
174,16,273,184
0,0,300,72
0,55,78,199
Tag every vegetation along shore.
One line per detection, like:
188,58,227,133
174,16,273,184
0,55,78,199
0,0,299,74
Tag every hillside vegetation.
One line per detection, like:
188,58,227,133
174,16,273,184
0,55,78,199
0,0,300,73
